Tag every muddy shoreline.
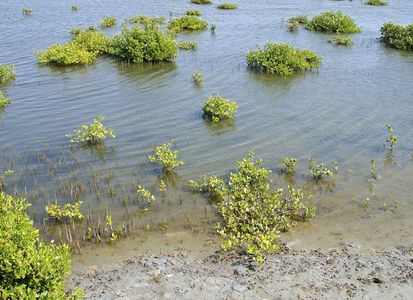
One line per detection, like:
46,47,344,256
67,245,413,299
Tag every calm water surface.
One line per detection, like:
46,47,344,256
1,0,413,273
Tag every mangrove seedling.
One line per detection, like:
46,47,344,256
365,0,388,5
192,71,204,83
168,16,208,33
385,124,398,150
217,3,238,9
0,91,11,108
149,142,186,172
100,16,117,28
380,22,413,51
190,0,213,4
45,201,84,221
0,170,13,191
305,11,362,33
66,115,115,145
307,157,337,180
22,8,33,14
327,35,354,45
201,92,237,123
288,15,309,25
0,64,16,83
71,6,79,10
285,21,300,32
137,185,156,203
210,23,217,32
280,157,298,174
178,38,198,50
186,10,202,16
371,159,377,179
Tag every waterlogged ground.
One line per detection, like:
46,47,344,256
1,0,413,274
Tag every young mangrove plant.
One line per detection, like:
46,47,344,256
128,15,166,27
307,157,338,180
201,92,237,123
100,16,117,28
327,35,354,45
370,159,377,179
305,11,361,33
192,71,204,83
178,38,198,50
0,170,13,191
34,41,98,65
191,151,315,265
246,41,322,75
0,192,84,298
66,115,115,145
149,142,185,172
71,5,79,10
280,157,298,174
210,23,217,32
217,3,238,9
190,0,213,4
285,21,300,32
385,124,397,150
22,8,33,14
137,185,156,204
186,10,202,16
45,201,84,221
168,16,208,33
0,64,16,83
365,0,388,5
0,91,11,108
288,15,309,25
380,22,413,51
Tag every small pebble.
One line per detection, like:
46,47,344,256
327,258,338,265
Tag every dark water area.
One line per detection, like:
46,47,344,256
1,0,413,274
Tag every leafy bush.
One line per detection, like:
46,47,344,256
128,15,166,27
217,3,238,9
305,11,361,33
285,21,300,31
168,16,208,33
100,16,117,28
0,91,11,108
66,115,115,145
307,157,337,179
0,64,16,83
380,22,413,51
0,170,13,191
201,92,237,122
34,42,97,65
72,5,78,10
246,41,322,75
327,34,354,45
22,8,33,14
385,124,397,150
192,71,204,83
178,38,198,50
186,10,202,16
288,15,309,24
0,192,83,298
45,201,84,221
109,24,178,63
149,142,185,172
191,151,315,264
70,29,111,53
190,0,213,4
210,23,217,32
365,0,388,5
280,157,297,174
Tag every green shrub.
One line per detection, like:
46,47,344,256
201,92,237,122
66,115,115,145
72,5,79,10
22,8,33,14
0,192,84,298
100,16,117,28
288,15,309,24
128,15,166,27
109,24,178,63
190,0,213,4
45,201,84,221
246,41,322,75
217,3,238,9
380,22,413,50
285,21,300,31
0,64,16,83
34,42,97,65
192,71,204,83
327,34,354,45
210,23,217,32
178,38,198,50
307,157,338,179
168,16,208,33
306,11,361,33
385,124,398,150
70,29,111,53
280,157,298,174
365,0,388,5
191,151,315,264
149,142,185,172
0,91,11,108
186,10,202,16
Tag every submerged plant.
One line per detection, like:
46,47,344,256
280,157,298,174
365,0,388,5
45,201,84,221
201,92,237,122
66,115,115,145
178,38,198,50
385,124,397,150
100,16,117,28
0,91,11,108
192,71,204,83
149,142,185,172
307,157,337,179
190,0,213,4
0,64,16,83
328,34,354,45
168,16,208,33
305,11,361,33
285,21,300,31
217,3,238,9
246,41,322,75
380,22,413,51
186,10,202,16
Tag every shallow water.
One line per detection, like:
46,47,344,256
1,0,413,274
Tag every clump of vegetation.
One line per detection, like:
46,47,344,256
149,142,186,172
288,15,309,24
246,41,322,75
100,16,117,28
190,151,315,264
0,64,16,83
22,8,33,14
137,185,156,203
34,42,97,65
128,15,166,27
168,16,208,33
70,28,112,53
307,157,338,179
190,0,213,4
186,10,202,16
192,71,204,83
178,38,198,50
72,5,79,10
217,3,238,9
210,23,217,32
0,192,84,298
305,11,361,33
45,201,84,221
201,92,237,122
327,34,354,45
66,115,115,145
380,22,413,51
0,91,11,108
109,24,178,63
0,170,13,191
280,157,298,174
285,21,300,31
365,0,388,5
385,124,397,150
370,159,377,179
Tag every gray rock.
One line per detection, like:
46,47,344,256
233,284,248,293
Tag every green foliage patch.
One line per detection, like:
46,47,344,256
305,11,361,33
0,91,11,108
45,201,84,221
0,64,16,83
280,157,298,174
149,142,185,173
22,8,33,14
246,41,322,75
217,3,238,9
190,0,213,4
128,15,166,27
285,21,300,31
66,115,115,145
100,16,117,28
327,34,354,45
192,71,204,83
168,16,208,33
380,22,413,50
34,42,98,65
178,38,198,50
365,0,388,5
307,157,338,179
186,10,202,16
288,15,309,24
201,92,237,122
